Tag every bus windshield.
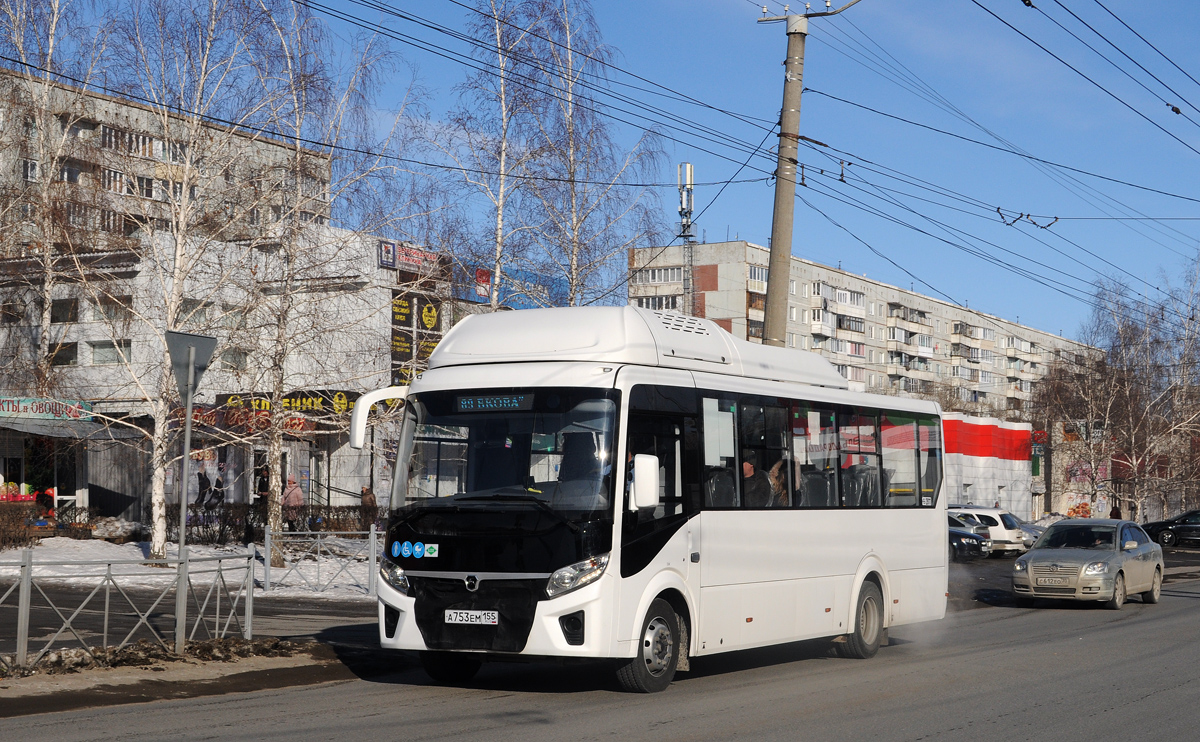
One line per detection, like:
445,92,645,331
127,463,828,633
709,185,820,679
392,388,618,523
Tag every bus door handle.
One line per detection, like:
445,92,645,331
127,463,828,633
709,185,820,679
690,552,700,563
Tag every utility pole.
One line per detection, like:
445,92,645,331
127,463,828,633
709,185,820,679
759,0,864,347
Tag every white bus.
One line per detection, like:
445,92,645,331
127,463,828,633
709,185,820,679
350,307,947,692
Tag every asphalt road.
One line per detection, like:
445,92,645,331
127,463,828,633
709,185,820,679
5,578,1200,740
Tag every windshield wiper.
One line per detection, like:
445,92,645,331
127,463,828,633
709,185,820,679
458,489,581,532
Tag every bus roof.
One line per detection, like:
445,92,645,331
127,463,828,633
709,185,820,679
428,306,850,390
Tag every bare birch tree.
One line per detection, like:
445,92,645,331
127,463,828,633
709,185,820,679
520,0,662,306
246,1,422,559
103,0,278,558
431,0,544,310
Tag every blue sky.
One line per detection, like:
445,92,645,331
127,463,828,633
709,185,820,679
322,0,1200,341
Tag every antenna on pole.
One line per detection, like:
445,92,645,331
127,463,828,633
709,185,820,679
677,162,695,242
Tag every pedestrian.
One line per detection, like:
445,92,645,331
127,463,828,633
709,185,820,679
282,475,304,531
360,486,377,531
1109,504,1122,520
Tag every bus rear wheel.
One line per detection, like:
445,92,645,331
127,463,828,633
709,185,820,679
838,582,883,660
616,598,679,693
420,651,482,684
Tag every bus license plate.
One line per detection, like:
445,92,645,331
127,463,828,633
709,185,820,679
1036,577,1066,586
445,609,498,625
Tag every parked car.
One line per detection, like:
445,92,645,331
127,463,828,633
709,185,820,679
948,505,1028,555
949,527,992,561
949,514,990,539
1011,519,1163,609
1011,515,1046,548
1142,510,1200,547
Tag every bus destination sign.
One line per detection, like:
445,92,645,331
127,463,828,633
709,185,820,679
457,394,534,413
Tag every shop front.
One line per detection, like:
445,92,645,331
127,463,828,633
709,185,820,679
0,397,93,518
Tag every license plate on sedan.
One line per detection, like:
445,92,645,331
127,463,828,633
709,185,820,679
445,609,498,625
1036,577,1066,586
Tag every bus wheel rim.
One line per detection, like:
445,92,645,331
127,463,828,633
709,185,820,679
642,616,673,676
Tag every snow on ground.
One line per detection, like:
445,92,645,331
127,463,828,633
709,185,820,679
0,537,377,602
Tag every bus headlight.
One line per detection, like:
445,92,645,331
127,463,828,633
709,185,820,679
380,560,410,595
546,553,609,598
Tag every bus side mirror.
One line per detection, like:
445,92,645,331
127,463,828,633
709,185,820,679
349,386,409,449
632,454,660,510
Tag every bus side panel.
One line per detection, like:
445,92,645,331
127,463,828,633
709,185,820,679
891,567,948,625
695,575,843,654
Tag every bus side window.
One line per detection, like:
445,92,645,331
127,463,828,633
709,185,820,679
701,397,739,508
840,411,881,507
881,414,918,507
918,417,942,507
792,405,839,508
739,403,788,508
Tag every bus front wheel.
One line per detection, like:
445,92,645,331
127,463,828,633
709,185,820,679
838,582,883,660
616,598,679,693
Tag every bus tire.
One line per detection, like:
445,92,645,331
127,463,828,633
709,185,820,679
420,651,482,684
839,582,884,660
616,598,679,693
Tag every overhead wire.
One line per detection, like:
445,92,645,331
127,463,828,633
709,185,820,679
968,0,1200,159
810,19,1200,257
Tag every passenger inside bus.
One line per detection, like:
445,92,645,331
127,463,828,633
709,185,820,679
553,432,607,510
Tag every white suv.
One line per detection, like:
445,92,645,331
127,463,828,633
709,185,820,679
948,505,1028,556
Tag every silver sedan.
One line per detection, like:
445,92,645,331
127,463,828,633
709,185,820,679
1011,519,1163,609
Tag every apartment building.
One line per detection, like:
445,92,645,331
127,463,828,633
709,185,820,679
628,240,1089,416
0,70,411,521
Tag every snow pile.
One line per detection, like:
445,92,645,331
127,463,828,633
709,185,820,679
91,517,141,540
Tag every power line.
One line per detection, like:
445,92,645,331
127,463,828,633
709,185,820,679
807,20,1200,257
970,0,1200,159
1039,1,1200,128
1090,0,1200,101
804,89,1200,207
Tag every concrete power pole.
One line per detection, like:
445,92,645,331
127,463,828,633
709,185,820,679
760,0,864,347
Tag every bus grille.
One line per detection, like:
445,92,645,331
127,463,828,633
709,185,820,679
409,576,542,653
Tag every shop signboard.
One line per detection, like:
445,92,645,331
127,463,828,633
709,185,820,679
455,265,567,310
0,398,92,421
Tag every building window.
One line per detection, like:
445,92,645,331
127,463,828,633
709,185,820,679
96,296,134,323
787,332,796,347
168,141,188,164
49,342,78,366
847,366,865,382
748,265,768,284
50,298,78,324
837,315,865,333
748,319,764,339
789,280,796,295
635,295,680,311
100,210,125,233
21,159,38,182
179,298,210,326
632,267,683,284
221,348,248,370
57,162,82,183
247,207,260,226
91,340,131,365
788,306,797,321
917,334,933,349
136,176,155,199
102,169,124,193
1,302,23,324
848,342,865,357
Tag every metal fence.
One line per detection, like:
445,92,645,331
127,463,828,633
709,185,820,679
263,525,379,595
0,546,254,671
